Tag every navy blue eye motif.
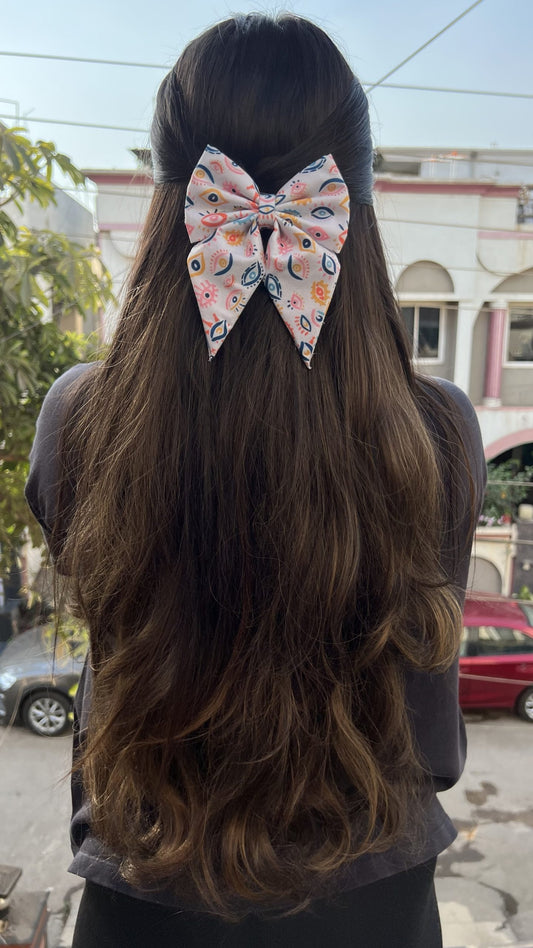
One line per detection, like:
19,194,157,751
311,206,335,219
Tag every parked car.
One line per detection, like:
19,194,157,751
460,595,533,722
0,625,87,736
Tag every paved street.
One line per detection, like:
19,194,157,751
436,710,533,947
0,711,532,947
0,721,80,946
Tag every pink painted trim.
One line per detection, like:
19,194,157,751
84,172,153,186
478,229,533,240
99,222,141,232
374,180,521,198
484,308,506,400
484,428,533,460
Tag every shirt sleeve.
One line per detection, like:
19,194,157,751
25,363,94,543
404,379,487,793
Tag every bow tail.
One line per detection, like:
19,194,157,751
187,223,265,360
263,224,342,368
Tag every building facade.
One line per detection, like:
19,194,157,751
85,149,533,596
83,169,153,339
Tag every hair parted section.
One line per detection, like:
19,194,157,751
53,13,475,920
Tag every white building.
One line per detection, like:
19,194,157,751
84,149,533,596
83,167,153,338
375,147,533,464
19,142,533,596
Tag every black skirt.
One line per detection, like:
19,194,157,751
72,857,441,948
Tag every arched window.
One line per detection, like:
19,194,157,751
396,262,454,362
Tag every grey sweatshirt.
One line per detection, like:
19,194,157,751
25,363,487,910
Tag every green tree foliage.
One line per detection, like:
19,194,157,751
481,459,533,523
0,126,114,560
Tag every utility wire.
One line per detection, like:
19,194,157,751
60,180,531,203
374,82,533,102
2,47,533,102
15,213,533,241
366,0,486,92
0,50,169,69
0,111,148,134
379,216,533,234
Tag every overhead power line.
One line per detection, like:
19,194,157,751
2,96,533,139
376,82,533,102
22,215,533,240
366,0,486,92
0,50,168,69
0,111,148,134
2,44,533,103
20,211,533,241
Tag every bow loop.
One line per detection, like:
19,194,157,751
185,145,350,366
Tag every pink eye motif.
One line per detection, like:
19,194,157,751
226,289,244,311
202,212,228,227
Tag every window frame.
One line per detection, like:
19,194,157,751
504,303,533,367
399,301,446,365
462,624,533,657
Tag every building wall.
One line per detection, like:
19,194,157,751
80,156,533,598
470,310,490,405
501,367,533,405
83,172,153,338
14,186,95,243
469,526,515,597
86,164,533,424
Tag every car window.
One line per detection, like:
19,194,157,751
519,602,533,626
459,626,470,657
476,625,533,656
461,626,480,657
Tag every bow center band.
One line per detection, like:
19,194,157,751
255,197,277,229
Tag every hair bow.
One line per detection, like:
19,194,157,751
185,146,350,367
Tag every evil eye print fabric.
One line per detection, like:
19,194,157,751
185,146,350,367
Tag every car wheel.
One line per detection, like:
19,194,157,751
22,690,71,736
516,687,533,723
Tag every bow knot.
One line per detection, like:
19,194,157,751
255,196,277,227
185,146,350,367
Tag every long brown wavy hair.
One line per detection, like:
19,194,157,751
54,14,475,919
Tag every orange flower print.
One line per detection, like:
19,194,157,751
311,280,330,306
223,228,244,246
194,280,218,308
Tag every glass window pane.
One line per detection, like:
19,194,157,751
508,308,533,362
510,629,533,652
462,626,479,657
418,307,440,359
477,625,533,655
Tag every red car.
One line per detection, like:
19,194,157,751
460,596,533,722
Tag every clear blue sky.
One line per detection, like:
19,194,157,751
1,0,531,170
